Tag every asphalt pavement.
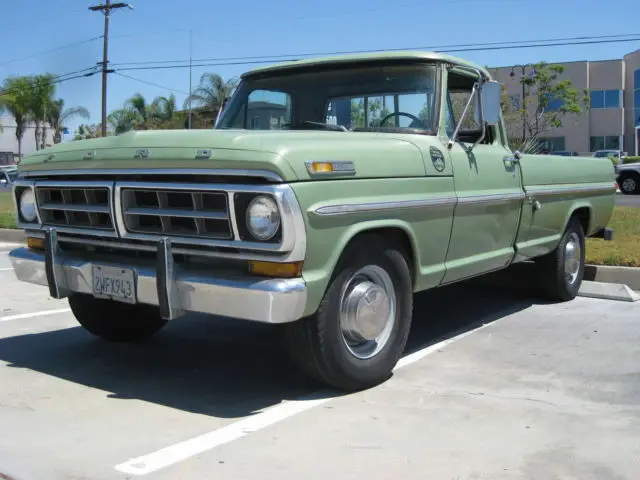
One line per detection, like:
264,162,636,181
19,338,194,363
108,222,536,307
0,242,638,480
615,192,640,208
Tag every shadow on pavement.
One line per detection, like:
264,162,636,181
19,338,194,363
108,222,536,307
0,264,549,419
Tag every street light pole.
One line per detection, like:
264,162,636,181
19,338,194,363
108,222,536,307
89,0,132,137
188,29,193,129
510,64,528,143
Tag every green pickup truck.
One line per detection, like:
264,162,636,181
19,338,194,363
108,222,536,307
9,51,616,391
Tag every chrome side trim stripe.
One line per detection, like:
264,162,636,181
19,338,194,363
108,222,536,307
314,196,457,216
19,168,284,183
526,183,615,197
457,192,525,205
313,183,613,216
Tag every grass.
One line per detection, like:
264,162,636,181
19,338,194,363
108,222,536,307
586,206,640,267
0,190,637,266
0,192,16,229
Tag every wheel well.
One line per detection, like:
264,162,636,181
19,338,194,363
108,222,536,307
341,227,416,285
571,207,591,235
619,170,640,178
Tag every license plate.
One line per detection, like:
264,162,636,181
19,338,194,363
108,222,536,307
91,265,136,304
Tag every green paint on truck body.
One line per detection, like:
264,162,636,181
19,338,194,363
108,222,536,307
14,50,616,319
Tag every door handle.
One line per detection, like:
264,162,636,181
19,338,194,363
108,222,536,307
504,156,520,165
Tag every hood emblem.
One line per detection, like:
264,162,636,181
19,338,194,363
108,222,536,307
134,148,150,159
83,151,96,160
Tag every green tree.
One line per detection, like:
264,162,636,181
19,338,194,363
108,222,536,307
184,73,239,113
73,123,103,140
46,99,90,144
0,76,31,157
29,74,56,150
107,108,138,134
499,63,589,147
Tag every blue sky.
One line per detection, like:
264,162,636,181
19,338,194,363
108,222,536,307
2,0,639,138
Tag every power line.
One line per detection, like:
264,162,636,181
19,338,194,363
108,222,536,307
112,36,640,73
114,72,189,95
0,67,98,97
0,36,103,67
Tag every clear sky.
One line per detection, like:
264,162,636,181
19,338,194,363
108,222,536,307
2,0,639,138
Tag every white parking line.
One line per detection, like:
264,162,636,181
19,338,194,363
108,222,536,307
114,322,490,476
0,308,71,323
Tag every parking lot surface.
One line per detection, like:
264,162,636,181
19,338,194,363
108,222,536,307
0,242,638,480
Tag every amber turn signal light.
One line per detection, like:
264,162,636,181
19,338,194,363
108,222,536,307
27,236,45,250
248,260,303,278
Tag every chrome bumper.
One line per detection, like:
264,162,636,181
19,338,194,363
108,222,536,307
9,230,307,324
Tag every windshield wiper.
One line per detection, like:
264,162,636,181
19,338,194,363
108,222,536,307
299,121,348,132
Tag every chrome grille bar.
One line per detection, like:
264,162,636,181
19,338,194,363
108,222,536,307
121,187,232,240
34,182,115,234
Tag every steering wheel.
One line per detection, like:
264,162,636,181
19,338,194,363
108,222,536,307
378,111,426,129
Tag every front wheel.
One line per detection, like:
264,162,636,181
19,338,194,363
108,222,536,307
284,235,413,391
535,217,585,301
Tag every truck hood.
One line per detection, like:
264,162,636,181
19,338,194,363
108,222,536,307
19,129,428,182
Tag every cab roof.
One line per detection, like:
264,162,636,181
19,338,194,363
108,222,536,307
242,50,492,80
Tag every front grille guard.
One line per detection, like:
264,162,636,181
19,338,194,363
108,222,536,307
44,227,182,320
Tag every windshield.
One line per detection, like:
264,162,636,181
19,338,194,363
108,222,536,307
216,63,438,134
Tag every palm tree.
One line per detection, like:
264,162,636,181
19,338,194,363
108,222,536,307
0,77,31,157
108,108,138,135
184,73,239,114
46,99,90,144
29,74,56,150
125,93,149,129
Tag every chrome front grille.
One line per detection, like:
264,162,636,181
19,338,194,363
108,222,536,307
120,187,233,240
35,184,115,233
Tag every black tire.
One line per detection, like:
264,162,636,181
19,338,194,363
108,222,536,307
284,234,413,392
535,216,585,301
618,172,640,195
68,294,167,342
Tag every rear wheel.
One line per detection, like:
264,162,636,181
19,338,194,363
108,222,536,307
68,294,167,342
535,217,585,301
284,235,413,391
619,172,640,195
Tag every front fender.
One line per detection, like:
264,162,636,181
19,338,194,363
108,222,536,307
300,217,423,317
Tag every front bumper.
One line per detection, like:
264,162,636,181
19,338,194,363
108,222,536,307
9,230,307,324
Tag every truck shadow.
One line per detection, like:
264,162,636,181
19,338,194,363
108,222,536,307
0,264,550,419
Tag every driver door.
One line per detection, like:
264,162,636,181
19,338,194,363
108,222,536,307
441,73,524,284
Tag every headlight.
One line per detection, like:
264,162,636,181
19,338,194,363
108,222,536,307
246,195,280,241
19,189,37,223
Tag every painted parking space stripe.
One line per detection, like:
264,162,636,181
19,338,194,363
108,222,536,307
0,308,71,323
114,322,491,476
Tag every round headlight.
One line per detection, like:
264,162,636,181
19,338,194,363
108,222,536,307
19,189,37,223
246,195,280,241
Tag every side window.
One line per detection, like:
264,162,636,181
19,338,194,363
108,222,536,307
446,71,495,145
229,89,292,129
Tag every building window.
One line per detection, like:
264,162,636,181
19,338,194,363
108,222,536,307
544,94,564,112
590,135,621,151
538,136,565,152
509,94,520,109
590,89,621,109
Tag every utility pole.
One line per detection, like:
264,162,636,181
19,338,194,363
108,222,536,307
89,0,132,137
188,29,193,129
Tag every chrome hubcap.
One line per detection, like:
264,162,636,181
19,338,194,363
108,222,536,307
339,265,396,359
564,232,581,284
622,178,636,192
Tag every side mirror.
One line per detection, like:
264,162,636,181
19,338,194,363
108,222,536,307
474,80,501,126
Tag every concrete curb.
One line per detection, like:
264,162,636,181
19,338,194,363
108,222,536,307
584,264,640,291
578,280,640,302
0,228,25,243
